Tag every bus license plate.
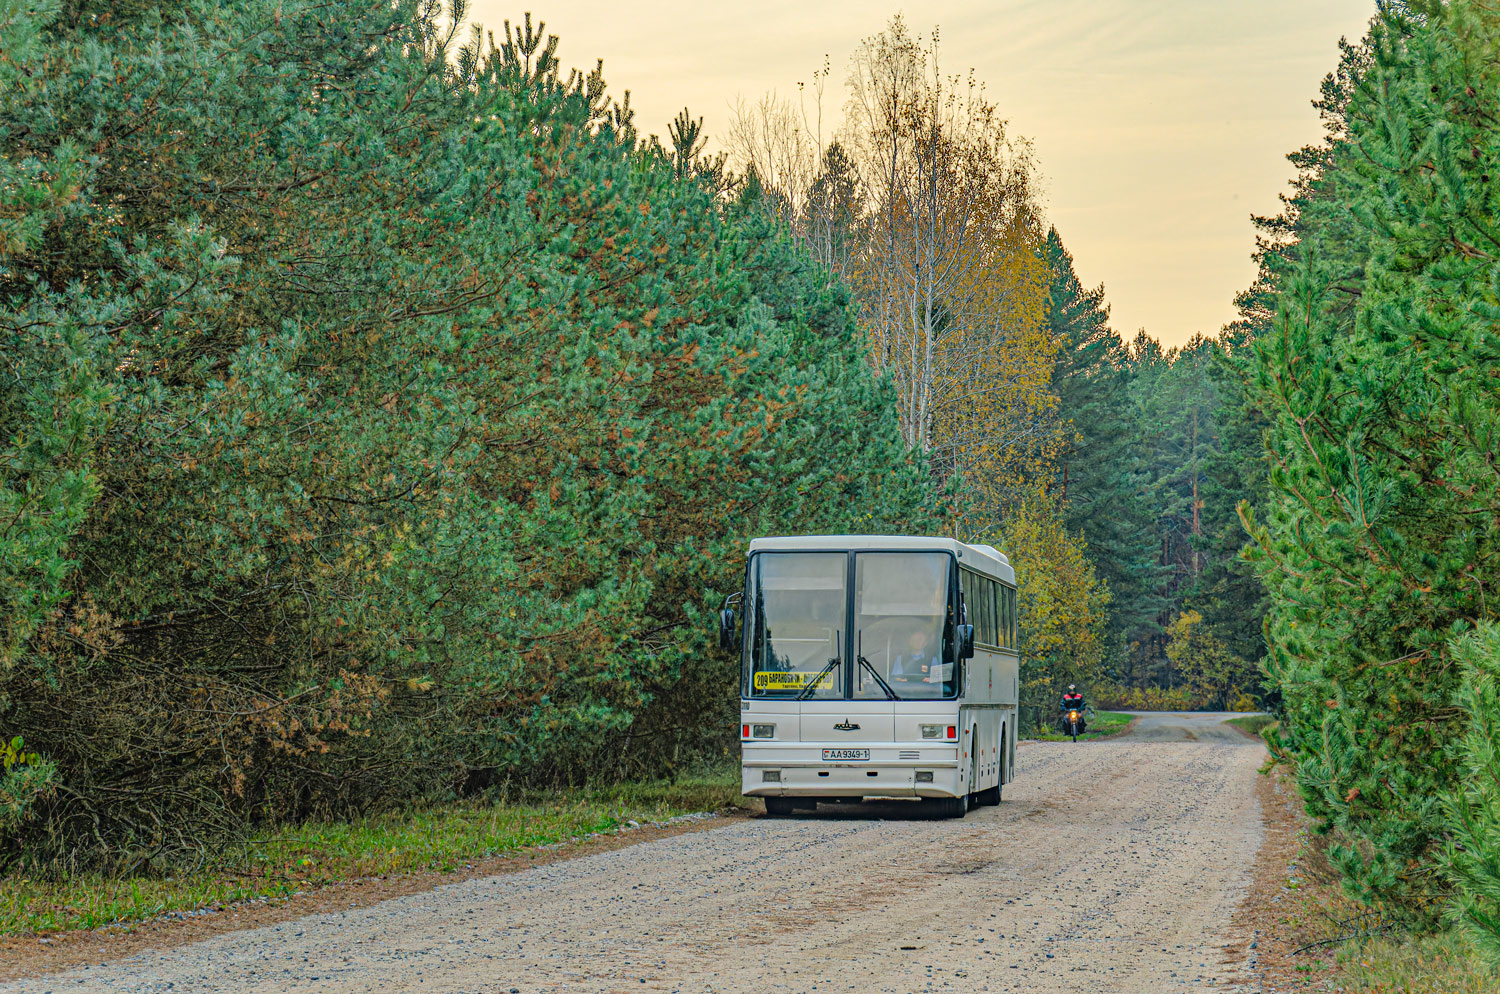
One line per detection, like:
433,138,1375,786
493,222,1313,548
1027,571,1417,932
822,748,870,761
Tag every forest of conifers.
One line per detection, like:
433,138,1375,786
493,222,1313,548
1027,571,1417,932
2,0,1498,957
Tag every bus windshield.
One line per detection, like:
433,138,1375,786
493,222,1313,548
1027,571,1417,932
746,552,846,700
853,552,954,700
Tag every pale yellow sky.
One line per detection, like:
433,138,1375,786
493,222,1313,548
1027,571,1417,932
468,1,1374,348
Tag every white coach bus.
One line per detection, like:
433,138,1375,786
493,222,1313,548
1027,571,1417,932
719,536,1019,818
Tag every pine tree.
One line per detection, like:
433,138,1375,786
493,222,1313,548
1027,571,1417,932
1442,624,1500,961
0,1,104,667
803,142,863,275
1042,230,1165,684
1247,0,1500,927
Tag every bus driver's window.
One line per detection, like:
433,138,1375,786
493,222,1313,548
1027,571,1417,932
852,552,953,699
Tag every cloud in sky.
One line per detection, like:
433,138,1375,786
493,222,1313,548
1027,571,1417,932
468,1,1375,348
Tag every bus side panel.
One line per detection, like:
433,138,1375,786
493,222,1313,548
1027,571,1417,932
968,646,1000,705
959,705,1001,794
966,646,1020,711
960,646,1018,790
985,709,1000,791
1010,704,1019,777
998,651,1018,781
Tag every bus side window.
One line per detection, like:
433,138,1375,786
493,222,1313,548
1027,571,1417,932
997,582,1008,649
966,572,978,650
987,578,999,648
951,571,965,660
1001,585,1009,649
981,574,995,646
1008,584,1015,648
977,575,990,647
994,579,1005,649
1007,586,1017,647
981,575,994,649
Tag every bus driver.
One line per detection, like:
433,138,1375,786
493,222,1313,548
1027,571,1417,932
889,629,942,686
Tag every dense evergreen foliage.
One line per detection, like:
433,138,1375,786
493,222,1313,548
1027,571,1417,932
1043,232,1160,673
1241,0,1500,952
0,0,937,868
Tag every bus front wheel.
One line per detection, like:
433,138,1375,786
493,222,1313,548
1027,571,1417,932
764,797,796,816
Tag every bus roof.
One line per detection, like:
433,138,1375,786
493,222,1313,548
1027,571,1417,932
744,535,1015,586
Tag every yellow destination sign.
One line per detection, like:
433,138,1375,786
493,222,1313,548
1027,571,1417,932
754,670,835,691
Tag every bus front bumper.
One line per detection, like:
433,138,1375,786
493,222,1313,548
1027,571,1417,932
741,748,963,799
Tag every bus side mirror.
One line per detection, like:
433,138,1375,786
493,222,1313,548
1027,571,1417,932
718,608,737,652
957,624,975,660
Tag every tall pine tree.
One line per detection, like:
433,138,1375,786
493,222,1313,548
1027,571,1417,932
1043,230,1166,683
1248,0,1500,930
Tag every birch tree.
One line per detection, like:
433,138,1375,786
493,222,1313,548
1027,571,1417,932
726,17,1057,516
844,19,1053,480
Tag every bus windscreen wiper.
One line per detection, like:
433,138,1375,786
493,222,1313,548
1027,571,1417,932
858,656,900,700
855,632,900,699
796,656,840,700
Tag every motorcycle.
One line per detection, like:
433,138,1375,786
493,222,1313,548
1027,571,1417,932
1062,707,1087,742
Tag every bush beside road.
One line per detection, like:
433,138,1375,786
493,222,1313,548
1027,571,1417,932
1224,714,1274,738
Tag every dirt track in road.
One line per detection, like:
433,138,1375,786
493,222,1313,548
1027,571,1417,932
2,712,1265,993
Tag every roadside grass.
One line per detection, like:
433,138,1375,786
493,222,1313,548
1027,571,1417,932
1273,879,1500,992
0,769,745,937
1248,764,1498,993
1226,714,1276,737
1034,709,1133,741
1336,929,1499,993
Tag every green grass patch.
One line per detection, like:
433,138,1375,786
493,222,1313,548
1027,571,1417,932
1034,710,1133,741
0,770,744,937
1226,714,1276,738
1336,929,1500,993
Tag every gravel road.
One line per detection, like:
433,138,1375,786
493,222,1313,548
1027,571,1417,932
3,712,1264,994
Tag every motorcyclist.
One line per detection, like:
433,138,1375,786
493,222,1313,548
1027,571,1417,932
1060,684,1087,733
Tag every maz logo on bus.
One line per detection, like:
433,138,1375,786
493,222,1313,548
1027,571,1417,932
832,721,861,731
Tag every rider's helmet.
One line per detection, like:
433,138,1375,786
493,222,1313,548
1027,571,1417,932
1068,684,1076,691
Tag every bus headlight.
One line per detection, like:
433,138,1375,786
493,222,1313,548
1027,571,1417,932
921,725,957,740
751,724,775,738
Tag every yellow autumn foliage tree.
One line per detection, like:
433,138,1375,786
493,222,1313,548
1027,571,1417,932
1163,610,1257,711
940,210,1057,534
994,502,1109,720
728,18,1057,510
841,19,1053,474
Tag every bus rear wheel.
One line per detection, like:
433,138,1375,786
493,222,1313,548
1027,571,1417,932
764,797,796,817
929,794,969,819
